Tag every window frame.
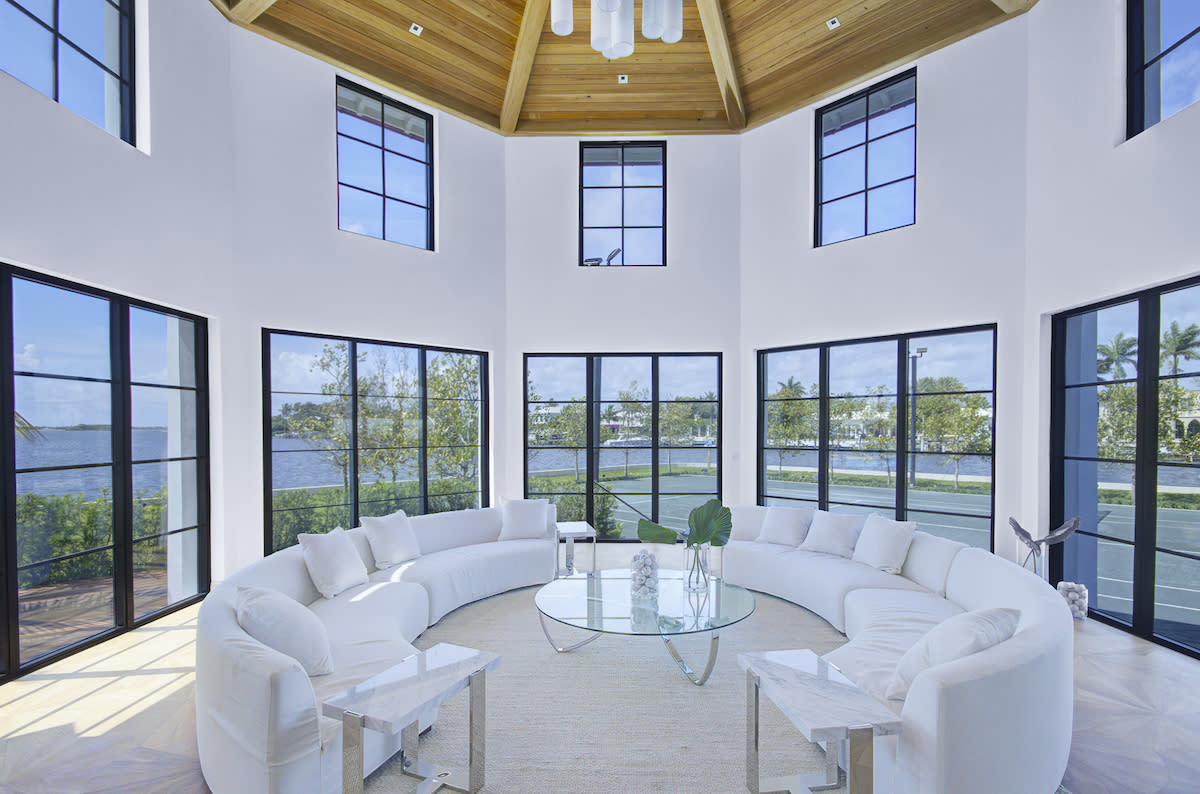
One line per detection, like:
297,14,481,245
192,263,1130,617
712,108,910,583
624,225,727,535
757,323,996,550
335,76,435,251
1127,0,1200,137
1050,274,1200,661
262,329,489,556
0,0,136,144
0,263,210,684
523,352,721,539
578,141,667,268
814,68,917,248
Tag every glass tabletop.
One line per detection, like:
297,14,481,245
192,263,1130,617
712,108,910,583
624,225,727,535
535,568,756,636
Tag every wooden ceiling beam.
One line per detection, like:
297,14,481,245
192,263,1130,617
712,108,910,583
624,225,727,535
229,0,279,24
500,0,549,134
987,0,1035,12
696,0,746,129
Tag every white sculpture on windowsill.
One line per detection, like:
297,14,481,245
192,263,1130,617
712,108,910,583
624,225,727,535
1057,581,1088,620
1009,516,1080,577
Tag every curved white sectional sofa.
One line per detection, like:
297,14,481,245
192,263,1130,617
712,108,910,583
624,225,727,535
724,505,1073,794
195,506,556,794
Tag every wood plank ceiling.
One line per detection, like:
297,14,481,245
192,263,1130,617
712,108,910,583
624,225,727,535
212,0,1037,135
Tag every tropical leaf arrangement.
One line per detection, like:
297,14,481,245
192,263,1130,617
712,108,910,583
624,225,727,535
636,498,732,548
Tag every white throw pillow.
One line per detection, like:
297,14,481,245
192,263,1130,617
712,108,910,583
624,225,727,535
361,509,421,570
499,498,550,541
799,510,869,558
297,527,369,599
852,514,916,574
885,607,1021,701
756,505,815,546
235,585,334,676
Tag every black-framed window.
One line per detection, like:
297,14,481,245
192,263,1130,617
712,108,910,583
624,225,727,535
815,69,916,247
524,353,720,538
0,0,135,143
264,331,487,554
579,142,666,267
1128,1,1200,136
759,325,994,549
1,265,209,683
1052,276,1200,658
336,78,434,250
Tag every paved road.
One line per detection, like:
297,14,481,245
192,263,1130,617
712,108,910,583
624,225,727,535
604,476,1200,632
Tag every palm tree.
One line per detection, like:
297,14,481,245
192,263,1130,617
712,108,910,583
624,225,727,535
1161,321,1200,375
1097,332,1138,379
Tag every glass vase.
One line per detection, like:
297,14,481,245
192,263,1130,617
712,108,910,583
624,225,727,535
685,543,710,593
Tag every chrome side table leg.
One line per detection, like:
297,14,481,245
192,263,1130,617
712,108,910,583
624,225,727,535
468,670,485,793
342,710,365,794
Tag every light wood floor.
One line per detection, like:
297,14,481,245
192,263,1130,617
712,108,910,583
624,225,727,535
0,544,1195,793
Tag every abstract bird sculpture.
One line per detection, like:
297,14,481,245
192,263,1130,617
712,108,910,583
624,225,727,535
1009,516,1080,576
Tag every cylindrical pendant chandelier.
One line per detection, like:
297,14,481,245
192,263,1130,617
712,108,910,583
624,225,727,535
551,0,573,36
605,0,635,59
662,0,682,44
590,2,613,52
642,0,664,40
596,0,621,12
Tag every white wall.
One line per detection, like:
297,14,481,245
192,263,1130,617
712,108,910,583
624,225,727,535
0,0,508,579
1020,0,1200,541
1,0,1196,578
501,135,742,502
738,19,1031,558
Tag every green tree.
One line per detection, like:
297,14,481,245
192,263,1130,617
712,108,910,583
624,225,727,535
1096,382,1137,460
1097,332,1138,379
659,400,691,474
769,378,816,473
426,353,483,496
614,382,650,477
913,377,990,490
1161,321,1200,375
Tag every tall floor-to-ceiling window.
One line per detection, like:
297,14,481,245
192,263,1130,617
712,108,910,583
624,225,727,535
759,325,995,548
2,266,209,682
1053,277,1200,657
524,353,721,539
264,331,487,554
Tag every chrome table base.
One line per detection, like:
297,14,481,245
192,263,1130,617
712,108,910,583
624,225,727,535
539,612,721,686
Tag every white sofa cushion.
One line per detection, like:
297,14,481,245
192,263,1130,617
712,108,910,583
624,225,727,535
756,505,815,546
799,510,868,558
298,528,370,599
235,585,334,676
499,498,551,540
885,607,1021,701
376,537,554,624
729,505,767,542
410,507,503,555
361,510,421,569
901,531,968,596
852,515,916,574
843,587,965,640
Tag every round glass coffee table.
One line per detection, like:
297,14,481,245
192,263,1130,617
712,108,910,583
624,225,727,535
534,568,756,686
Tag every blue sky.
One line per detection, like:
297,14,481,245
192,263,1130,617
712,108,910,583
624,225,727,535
527,355,719,402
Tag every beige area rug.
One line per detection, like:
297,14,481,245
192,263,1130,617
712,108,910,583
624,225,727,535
365,586,848,793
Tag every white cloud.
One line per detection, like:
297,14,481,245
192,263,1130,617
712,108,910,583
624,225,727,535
14,343,39,370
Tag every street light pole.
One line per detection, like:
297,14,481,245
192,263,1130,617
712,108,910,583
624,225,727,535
909,347,927,487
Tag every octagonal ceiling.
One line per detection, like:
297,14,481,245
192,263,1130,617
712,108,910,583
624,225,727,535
210,0,1036,135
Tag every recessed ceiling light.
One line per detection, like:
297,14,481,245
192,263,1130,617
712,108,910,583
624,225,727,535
618,74,629,84
826,17,841,30
409,22,423,36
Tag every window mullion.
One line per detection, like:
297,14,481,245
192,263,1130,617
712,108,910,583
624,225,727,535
349,341,360,526
586,356,596,526
418,348,428,515
1,271,16,679
896,338,910,520
818,346,830,509
651,356,660,524
1133,295,1160,635
111,300,133,630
